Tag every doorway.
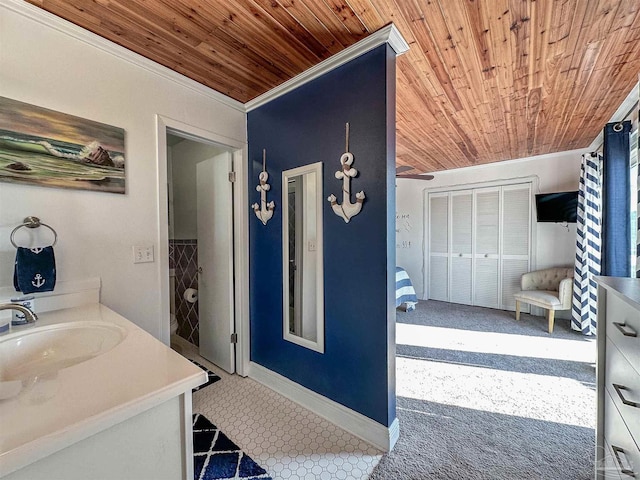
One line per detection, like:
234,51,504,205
157,116,249,376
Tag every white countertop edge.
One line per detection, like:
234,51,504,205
1,370,206,477
595,276,640,310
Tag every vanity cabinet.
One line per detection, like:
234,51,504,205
3,396,191,480
0,302,206,480
596,277,640,480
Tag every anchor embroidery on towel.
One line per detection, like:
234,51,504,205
32,273,45,289
30,247,44,254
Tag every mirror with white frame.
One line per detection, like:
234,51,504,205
282,162,324,353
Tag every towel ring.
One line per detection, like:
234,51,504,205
10,216,58,248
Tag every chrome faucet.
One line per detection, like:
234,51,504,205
0,303,38,326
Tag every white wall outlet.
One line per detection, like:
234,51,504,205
308,240,316,252
133,245,154,264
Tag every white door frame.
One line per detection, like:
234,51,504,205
156,114,250,376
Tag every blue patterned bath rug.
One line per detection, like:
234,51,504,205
193,413,272,480
189,359,221,391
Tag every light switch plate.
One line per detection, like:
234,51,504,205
133,245,154,263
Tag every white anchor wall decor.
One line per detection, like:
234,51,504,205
251,149,275,226
327,123,365,223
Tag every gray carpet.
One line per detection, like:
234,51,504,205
370,300,596,480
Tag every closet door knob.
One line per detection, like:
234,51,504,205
484,254,489,258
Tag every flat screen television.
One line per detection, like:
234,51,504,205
535,191,579,223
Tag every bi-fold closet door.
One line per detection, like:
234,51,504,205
427,183,531,311
428,193,450,302
450,191,473,305
501,184,533,310
473,187,500,308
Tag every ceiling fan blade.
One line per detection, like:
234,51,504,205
396,165,413,174
396,174,435,180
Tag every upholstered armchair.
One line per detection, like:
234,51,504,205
513,267,574,333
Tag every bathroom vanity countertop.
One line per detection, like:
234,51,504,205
0,303,207,477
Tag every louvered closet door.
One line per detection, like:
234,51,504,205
501,184,532,310
450,191,473,304
474,187,500,308
429,193,449,301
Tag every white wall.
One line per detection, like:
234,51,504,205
170,139,226,240
0,2,246,338
396,149,586,300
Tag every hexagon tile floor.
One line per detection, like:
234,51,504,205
176,342,383,480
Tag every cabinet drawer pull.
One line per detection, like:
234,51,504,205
613,384,640,408
612,446,636,477
614,322,638,337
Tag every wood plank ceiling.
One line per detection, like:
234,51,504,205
26,0,640,173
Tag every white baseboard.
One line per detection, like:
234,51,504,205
388,417,400,450
248,362,399,451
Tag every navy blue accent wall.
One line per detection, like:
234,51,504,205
602,121,632,277
248,45,396,427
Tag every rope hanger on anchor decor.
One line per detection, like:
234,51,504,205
327,123,365,223
251,149,275,226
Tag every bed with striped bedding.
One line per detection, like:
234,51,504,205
395,267,418,311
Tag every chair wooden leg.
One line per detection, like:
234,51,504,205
515,300,521,321
548,309,555,334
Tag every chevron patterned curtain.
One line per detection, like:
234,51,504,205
572,153,602,335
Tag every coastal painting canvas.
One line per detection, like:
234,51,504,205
0,97,125,194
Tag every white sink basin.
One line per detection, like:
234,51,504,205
0,321,126,399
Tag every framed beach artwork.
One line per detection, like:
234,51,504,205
0,97,125,194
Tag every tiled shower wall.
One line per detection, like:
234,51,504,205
169,239,200,345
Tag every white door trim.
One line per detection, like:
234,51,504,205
156,114,250,376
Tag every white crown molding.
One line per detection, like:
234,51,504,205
4,1,408,115
386,24,410,55
1,0,245,113
249,362,397,451
245,24,409,112
395,147,589,180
